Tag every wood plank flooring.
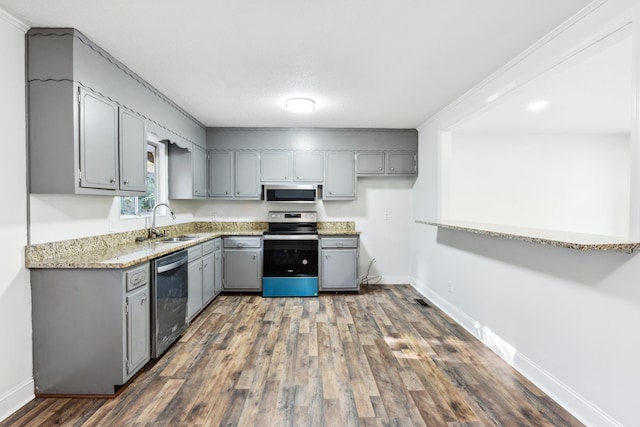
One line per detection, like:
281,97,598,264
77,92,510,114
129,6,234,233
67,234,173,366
2,285,583,426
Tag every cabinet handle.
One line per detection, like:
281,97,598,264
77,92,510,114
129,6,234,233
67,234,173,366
253,255,256,260
141,296,146,304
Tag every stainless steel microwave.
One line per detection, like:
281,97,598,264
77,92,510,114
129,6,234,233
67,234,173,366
264,185,318,203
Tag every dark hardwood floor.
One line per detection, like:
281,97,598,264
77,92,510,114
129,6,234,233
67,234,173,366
2,285,583,426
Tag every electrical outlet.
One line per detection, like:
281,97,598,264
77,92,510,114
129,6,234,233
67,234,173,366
384,212,390,220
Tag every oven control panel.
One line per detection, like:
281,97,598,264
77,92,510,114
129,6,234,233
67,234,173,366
268,211,317,223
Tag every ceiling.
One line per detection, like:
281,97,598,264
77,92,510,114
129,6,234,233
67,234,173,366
0,0,593,129
454,27,632,134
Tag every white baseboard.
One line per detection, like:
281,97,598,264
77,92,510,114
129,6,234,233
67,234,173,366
411,279,623,427
0,378,34,423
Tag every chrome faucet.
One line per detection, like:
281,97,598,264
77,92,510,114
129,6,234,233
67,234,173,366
149,202,176,238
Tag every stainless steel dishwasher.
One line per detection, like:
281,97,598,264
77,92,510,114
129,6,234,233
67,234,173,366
150,249,188,358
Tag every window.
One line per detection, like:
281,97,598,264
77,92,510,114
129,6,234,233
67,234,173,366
120,140,166,216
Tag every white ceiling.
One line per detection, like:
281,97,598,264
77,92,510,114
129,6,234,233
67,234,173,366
454,28,632,134
0,0,593,129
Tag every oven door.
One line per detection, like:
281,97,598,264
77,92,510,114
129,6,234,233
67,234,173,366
263,236,318,277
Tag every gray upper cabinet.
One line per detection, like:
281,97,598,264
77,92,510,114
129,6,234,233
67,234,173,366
79,89,119,190
119,110,147,192
168,144,208,199
26,28,206,196
294,151,324,182
356,152,385,175
235,152,261,199
209,151,234,198
261,151,291,182
357,151,417,176
324,151,356,200
209,150,260,199
387,152,417,175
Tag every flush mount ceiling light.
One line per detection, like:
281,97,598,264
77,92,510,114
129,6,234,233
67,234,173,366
527,100,549,111
285,97,316,114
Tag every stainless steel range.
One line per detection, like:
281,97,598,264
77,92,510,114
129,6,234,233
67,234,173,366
262,211,319,297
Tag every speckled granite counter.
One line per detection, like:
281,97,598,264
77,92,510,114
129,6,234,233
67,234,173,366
418,220,640,252
26,220,359,269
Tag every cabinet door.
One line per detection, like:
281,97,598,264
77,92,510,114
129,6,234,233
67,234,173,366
202,251,215,304
214,249,223,296
79,88,118,190
324,151,356,199
294,151,324,182
223,249,262,291
320,249,358,291
126,285,150,377
357,152,385,175
187,259,203,321
387,152,417,175
209,151,233,198
261,151,291,182
192,145,208,197
235,152,261,199
119,110,146,192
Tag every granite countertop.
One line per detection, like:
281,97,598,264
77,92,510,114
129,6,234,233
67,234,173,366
418,219,640,252
26,220,359,269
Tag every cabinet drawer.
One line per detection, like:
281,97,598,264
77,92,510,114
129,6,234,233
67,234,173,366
202,240,216,255
188,244,203,261
224,236,262,248
321,237,358,248
126,263,149,291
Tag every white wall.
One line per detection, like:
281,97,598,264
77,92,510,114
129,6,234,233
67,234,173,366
411,1,640,426
444,132,630,237
0,11,34,422
188,177,414,283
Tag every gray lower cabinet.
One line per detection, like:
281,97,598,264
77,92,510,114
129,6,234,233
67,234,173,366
323,151,356,200
30,262,151,395
187,245,204,321
213,239,223,296
223,237,262,292
187,239,218,321
319,237,359,291
169,143,208,199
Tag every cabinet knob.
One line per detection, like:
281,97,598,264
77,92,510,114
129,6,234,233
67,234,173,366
253,255,256,260
378,167,382,171
141,296,146,304
390,167,394,171
284,176,287,179
225,191,229,195
123,180,129,185
110,178,116,184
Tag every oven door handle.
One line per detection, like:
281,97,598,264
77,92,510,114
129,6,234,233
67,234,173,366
263,234,319,241
157,257,188,273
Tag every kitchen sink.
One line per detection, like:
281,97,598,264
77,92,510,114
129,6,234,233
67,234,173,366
161,236,199,243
